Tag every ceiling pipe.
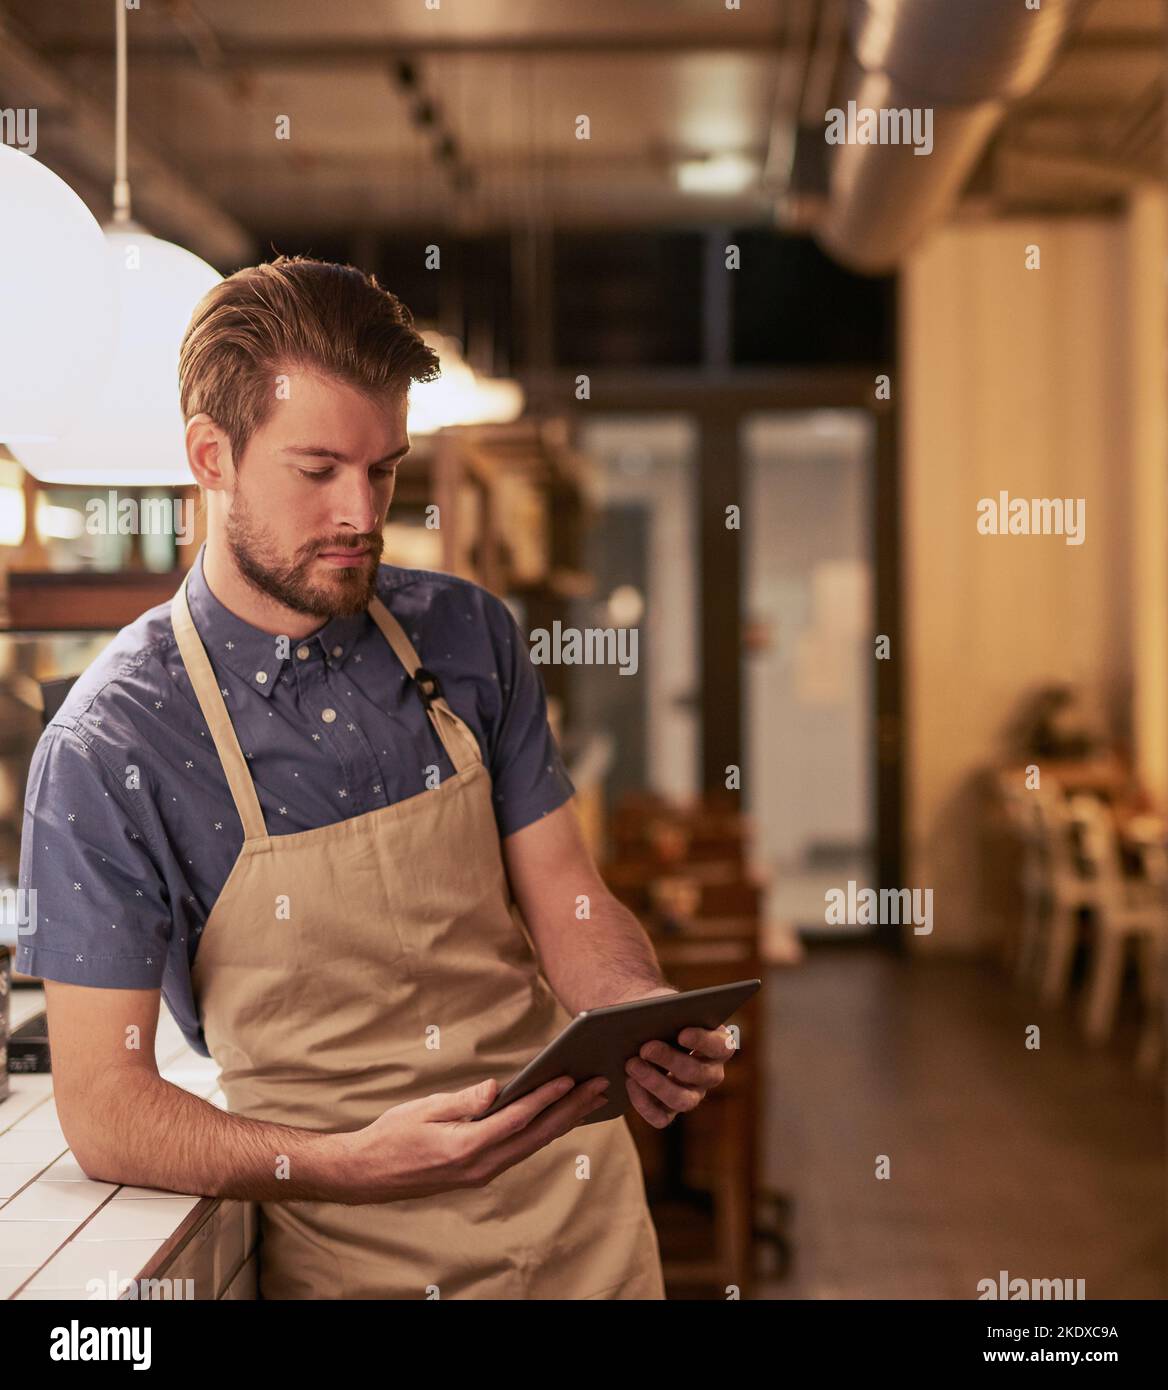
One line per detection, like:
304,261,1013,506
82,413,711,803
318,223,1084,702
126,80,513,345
811,0,1092,274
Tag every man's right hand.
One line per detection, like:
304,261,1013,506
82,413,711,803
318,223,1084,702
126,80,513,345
341,1075,611,1203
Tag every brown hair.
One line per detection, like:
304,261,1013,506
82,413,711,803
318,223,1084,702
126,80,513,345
178,255,440,467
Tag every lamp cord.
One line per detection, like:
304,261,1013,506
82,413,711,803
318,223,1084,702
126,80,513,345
112,0,131,224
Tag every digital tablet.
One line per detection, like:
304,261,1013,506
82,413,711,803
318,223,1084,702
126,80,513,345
474,979,761,1127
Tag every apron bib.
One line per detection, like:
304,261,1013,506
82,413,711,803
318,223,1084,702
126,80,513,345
170,572,665,1299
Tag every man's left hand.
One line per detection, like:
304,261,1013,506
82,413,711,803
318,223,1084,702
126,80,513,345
623,1014,737,1129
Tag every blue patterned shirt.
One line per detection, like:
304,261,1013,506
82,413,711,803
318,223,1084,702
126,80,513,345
16,543,574,1056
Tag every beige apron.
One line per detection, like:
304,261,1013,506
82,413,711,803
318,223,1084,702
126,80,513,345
170,573,665,1299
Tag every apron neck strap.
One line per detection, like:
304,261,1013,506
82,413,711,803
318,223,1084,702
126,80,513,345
169,572,483,841
367,596,481,776
170,571,268,843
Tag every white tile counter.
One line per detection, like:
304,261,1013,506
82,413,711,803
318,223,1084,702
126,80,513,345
0,987,257,1300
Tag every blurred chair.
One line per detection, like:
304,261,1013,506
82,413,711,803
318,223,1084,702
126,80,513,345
998,780,1052,986
1036,791,1103,1005
999,782,1097,1002
1128,820,1168,1075
1071,795,1167,1047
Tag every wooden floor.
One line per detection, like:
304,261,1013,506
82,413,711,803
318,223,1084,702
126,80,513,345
752,945,1166,1300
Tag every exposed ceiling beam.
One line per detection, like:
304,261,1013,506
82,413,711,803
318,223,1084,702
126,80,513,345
1017,97,1154,117
189,148,772,177
36,25,1161,66
40,31,800,64
999,142,1161,186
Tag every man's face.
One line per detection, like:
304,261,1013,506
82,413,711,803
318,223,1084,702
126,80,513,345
224,369,409,618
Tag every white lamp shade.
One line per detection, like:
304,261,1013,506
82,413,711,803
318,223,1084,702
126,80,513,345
0,145,117,444
14,229,221,486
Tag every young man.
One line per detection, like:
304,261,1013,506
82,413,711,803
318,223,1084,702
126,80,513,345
18,256,733,1299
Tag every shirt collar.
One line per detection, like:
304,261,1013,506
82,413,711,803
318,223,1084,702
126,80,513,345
183,543,369,698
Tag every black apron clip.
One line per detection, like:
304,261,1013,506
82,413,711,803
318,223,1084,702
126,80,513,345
414,666,443,710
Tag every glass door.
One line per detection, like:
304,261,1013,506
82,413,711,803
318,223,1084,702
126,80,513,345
742,409,878,937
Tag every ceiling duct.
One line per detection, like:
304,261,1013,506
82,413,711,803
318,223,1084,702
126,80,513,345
811,0,1091,274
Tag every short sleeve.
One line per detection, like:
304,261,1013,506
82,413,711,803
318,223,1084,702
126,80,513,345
483,596,576,838
15,727,171,988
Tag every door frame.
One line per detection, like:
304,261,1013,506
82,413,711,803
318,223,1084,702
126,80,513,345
527,366,904,953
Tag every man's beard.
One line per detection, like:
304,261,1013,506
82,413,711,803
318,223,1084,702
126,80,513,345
224,486,383,618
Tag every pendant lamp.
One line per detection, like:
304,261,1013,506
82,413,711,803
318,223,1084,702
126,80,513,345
0,144,117,444
14,227,221,486
12,0,220,487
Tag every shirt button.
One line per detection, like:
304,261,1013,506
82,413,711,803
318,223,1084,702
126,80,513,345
322,708,337,723
332,645,343,658
296,645,310,660
255,671,268,685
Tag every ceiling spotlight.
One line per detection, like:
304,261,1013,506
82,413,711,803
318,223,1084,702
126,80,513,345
394,59,416,88
436,135,458,163
413,98,437,127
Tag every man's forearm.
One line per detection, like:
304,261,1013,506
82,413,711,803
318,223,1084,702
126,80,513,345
76,1070,361,1203
539,890,675,1014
